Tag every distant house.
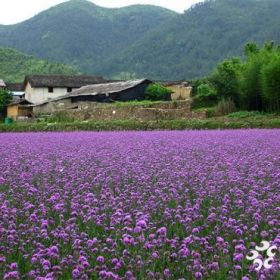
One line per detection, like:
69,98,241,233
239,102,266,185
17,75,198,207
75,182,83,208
33,79,152,114
0,79,6,89
67,79,152,102
159,81,192,100
24,75,107,104
7,99,33,121
6,83,25,100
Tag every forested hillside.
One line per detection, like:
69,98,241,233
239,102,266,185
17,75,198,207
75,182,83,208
0,0,175,78
107,0,280,79
0,0,279,79
0,48,79,82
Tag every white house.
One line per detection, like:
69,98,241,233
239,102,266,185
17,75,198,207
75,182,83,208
24,75,107,103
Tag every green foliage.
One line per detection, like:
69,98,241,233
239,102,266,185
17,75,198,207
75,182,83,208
0,1,176,80
227,111,264,118
46,111,75,123
244,42,259,57
0,48,79,83
239,43,274,111
261,55,280,112
145,83,172,101
114,100,161,107
189,79,205,97
208,41,280,113
197,83,217,97
240,42,280,112
0,89,12,114
192,83,218,108
210,58,242,105
101,0,280,80
240,55,264,110
0,116,279,132
0,0,279,80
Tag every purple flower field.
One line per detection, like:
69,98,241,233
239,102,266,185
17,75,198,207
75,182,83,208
0,130,279,280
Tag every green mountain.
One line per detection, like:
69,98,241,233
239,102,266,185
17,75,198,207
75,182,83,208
105,0,280,79
0,0,279,80
0,0,175,79
0,48,79,82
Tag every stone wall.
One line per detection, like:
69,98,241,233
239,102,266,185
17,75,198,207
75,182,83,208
33,99,74,114
48,100,206,121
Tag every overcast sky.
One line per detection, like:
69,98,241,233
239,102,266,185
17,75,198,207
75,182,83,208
0,0,202,25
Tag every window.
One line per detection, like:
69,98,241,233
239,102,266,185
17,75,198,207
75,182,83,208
48,87,54,93
67,87,72,93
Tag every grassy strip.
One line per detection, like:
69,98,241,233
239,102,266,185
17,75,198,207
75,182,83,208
0,116,280,132
114,100,163,107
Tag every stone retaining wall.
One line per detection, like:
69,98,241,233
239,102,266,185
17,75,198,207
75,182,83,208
51,100,206,121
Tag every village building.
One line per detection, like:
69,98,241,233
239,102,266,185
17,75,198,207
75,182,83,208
33,79,152,114
6,99,33,121
159,81,192,100
24,75,107,104
6,83,25,100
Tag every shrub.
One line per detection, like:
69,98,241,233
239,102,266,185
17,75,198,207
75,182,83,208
145,83,172,101
197,83,216,97
189,79,208,97
192,83,218,108
47,111,75,123
227,111,263,118
214,98,236,116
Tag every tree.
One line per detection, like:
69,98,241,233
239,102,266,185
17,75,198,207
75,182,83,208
145,84,172,101
245,42,259,57
209,58,242,106
261,55,280,112
240,56,264,111
197,83,217,97
0,89,13,116
192,83,218,108
240,41,280,111
202,41,280,112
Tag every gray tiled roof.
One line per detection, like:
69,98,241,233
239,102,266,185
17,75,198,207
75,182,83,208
35,79,151,105
24,75,106,88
